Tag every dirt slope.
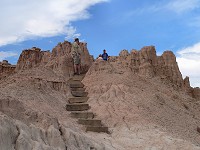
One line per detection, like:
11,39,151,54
82,60,200,150
0,50,200,149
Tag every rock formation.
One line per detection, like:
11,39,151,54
109,46,200,99
15,41,93,80
0,60,16,80
15,47,51,71
0,112,107,150
118,46,184,88
48,41,93,77
0,42,200,149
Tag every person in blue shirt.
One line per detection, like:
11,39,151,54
102,49,109,61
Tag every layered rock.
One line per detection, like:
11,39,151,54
15,47,51,71
15,41,93,78
116,46,184,88
0,60,16,80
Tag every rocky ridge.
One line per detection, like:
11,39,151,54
0,41,200,149
110,46,199,99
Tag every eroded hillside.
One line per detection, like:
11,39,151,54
0,42,200,150
83,60,200,149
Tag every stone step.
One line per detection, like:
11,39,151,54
71,91,88,97
68,97,88,104
70,87,85,92
66,103,90,111
69,81,84,88
86,126,109,133
72,74,85,81
78,119,102,126
70,111,94,119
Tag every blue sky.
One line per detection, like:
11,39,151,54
0,0,200,87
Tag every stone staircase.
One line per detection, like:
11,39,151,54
66,75,109,133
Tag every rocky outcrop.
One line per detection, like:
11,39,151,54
183,76,193,95
1,60,11,65
15,47,51,71
50,41,93,75
158,51,183,87
16,41,93,79
0,60,16,80
138,46,157,77
114,46,184,88
184,76,200,100
94,46,199,99
136,47,183,88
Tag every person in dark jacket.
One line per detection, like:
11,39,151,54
102,49,109,61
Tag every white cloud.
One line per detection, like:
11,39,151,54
166,0,200,14
64,26,81,40
0,0,108,46
176,42,200,87
132,0,200,15
0,51,18,61
188,16,200,28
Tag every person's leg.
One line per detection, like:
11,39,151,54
77,56,81,75
74,64,77,74
76,64,79,74
77,64,81,74
73,56,79,74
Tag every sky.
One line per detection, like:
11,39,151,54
0,0,200,87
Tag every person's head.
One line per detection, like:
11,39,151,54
74,38,79,44
103,49,106,53
99,54,102,57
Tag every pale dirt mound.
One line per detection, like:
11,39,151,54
82,60,200,150
0,66,68,127
0,66,113,150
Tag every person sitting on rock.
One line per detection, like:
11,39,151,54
102,49,109,61
97,54,103,60
71,38,82,75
